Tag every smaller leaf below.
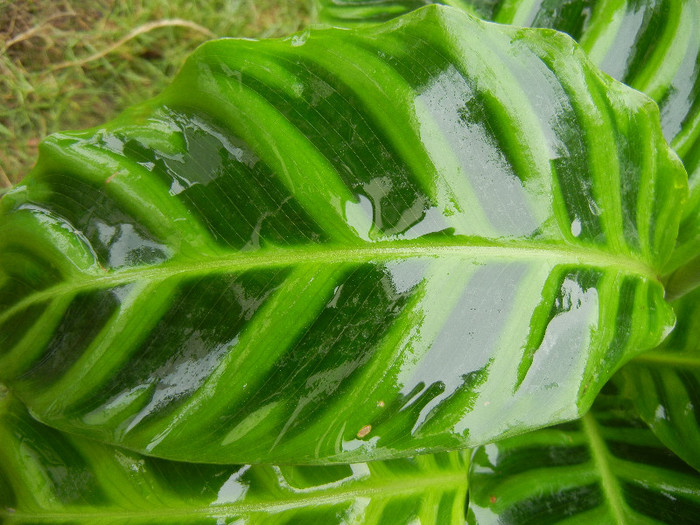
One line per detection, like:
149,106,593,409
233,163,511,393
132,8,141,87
614,286,700,472
468,387,700,524
0,393,469,524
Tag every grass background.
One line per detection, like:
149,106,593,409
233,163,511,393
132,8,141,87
0,0,311,187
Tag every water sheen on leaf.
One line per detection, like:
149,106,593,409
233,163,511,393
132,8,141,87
0,6,685,464
0,394,468,524
316,0,700,276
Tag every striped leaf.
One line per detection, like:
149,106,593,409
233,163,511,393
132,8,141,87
0,391,468,524
467,387,700,524
316,0,700,274
614,286,700,472
318,0,488,25
0,6,685,464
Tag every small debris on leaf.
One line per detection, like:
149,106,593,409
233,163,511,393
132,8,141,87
357,425,372,438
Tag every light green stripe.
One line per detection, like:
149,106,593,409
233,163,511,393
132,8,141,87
581,412,628,524
567,62,627,256
279,257,477,453
580,270,622,401
39,138,217,254
0,238,661,328
0,294,75,378
0,415,57,509
0,207,98,277
61,435,158,509
631,109,655,259
629,0,689,99
163,46,360,245
0,469,467,522
29,279,180,411
292,35,494,236
493,0,540,25
579,0,628,63
129,264,344,449
632,351,700,368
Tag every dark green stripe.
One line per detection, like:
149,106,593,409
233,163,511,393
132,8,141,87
530,0,598,40
487,444,591,478
38,171,170,270
620,0,670,87
607,440,698,476
678,369,700,430
603,276,637,364
0,302,47,354
104,108,329,249
0,246,64,301
15,288,121,389
214,49,433,239
529,44,607,244
516,267,568,387
215,263,418,458
8,409,106,506
437,489,461,523
379,495,422,523
0,462,15,510
657,18,699,143
500,483,603,525
278,463,355,488
622,480,700,525
73,270,289,430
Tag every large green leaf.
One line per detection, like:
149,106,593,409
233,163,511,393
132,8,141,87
316,0,700,273
467,387,700,524
0,391,468,524
614,286,700,472
0,6,684,464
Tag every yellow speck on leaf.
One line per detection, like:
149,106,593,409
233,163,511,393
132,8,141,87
357,425,372,438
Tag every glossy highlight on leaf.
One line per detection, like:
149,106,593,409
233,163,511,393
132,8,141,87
0,391,468,524
0,6,685,464
467,388,700,524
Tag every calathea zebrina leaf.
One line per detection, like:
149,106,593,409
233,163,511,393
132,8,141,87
0,5,685,464
316,0,700,274
317,0,485,25
614,286,700,473
467,387,700,524
0,391,469,524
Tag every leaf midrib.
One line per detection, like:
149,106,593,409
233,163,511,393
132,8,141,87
581,413,628,524
0,469,466,522
631,351,700,368
1,238,658,326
